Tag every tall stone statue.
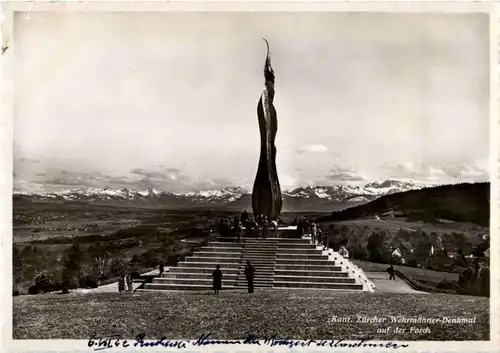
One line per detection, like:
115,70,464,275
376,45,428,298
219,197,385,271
252,39,282,221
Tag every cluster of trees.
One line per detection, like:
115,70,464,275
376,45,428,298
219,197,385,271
18,242,130,295
322,224,487,270
319,224,490,296
13,226,211,295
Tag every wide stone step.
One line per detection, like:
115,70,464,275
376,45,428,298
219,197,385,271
276,259,333,266
240,265,275,269
164,273,239,280
207,242,243,247
240,257,276,262
274,269,348,277
241,253,276,257
144,283,237,291
236,277,274,282
276,248,322,254
154,278,237,285
186,257,240,263
193,252,243,258
179,262,241,269
273,281,363,290
273,275,356,284
275,264,342,272
168,267,240,274
235,282,274,288
241,262,276,266
276,239,310,244
200,246,242,253
276,254,328,260
277,244,317,249
237,269,275,275
243,246,277,250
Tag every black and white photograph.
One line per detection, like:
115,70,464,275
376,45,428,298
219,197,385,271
3,2,496,348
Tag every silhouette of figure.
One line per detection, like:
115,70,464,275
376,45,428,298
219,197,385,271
387,265,396,280
118,273,125,292
212,264,222,295
241,210,249,225
262,220,269,239
159,261,164,276
126,273,133,291
244,261,255,293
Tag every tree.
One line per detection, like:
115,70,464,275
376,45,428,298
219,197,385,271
61,242,84,289
13,246,23,294
367,231,385,263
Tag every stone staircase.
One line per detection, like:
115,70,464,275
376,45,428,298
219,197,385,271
143,241,242,291
273,238,363,290
143,234,364,291
235,239,278,288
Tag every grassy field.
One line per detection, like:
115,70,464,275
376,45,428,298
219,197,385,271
352,260,459,287
13,290,489,341
320,216,486,244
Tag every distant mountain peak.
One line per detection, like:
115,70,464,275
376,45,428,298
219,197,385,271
13,180,428,211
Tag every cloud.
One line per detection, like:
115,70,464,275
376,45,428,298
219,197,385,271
296,144,329,154
131,168,168,179
380,160,488,184
326,166,365,182
327,173,365,182
18,157,39,164
16,165,235,193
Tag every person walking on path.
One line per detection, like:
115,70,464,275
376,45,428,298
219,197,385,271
387,265,396,280
118,273,125,292
212,264,223,295
159,261,164,276
126,273,133,291
244,261,255,293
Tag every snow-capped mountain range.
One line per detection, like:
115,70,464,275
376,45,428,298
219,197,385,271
13,180,427,211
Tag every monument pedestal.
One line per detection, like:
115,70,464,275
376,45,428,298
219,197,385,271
276,226,300,239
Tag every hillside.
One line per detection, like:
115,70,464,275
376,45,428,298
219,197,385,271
13,290,489,340
318,182,489,226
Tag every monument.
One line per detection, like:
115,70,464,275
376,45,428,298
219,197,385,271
252,39,283,221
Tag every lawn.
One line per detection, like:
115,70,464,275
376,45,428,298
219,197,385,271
13,289,489,341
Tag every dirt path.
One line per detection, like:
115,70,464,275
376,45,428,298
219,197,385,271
366,272,428,294
71,269,161,294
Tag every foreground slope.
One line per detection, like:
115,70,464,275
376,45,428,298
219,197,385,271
13,290,488,340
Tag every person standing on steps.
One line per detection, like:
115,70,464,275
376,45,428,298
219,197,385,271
212,264,222,295
237,221,243,243
312,222,317,243
244,261,255,293
262,219,269,240
241,210,249,226
159,261,164,276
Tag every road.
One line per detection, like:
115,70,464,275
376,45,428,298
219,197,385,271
365,272,428,294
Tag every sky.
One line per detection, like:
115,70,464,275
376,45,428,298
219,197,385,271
13,12,490,193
